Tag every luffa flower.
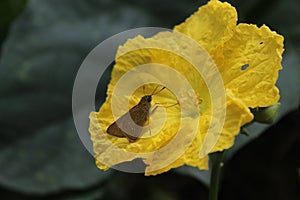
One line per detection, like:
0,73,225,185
89,0,284,175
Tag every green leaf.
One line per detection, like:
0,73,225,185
0,0,157,194
251,103,281,124
0,0,27,29
174,166,211,187
0,119,112,193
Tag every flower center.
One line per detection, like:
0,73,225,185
177,88,202,118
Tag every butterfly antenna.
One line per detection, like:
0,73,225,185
153,86,166,96
151,85,160,95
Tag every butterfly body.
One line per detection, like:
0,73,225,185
106,95,152,142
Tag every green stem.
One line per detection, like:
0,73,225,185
208,151,224,200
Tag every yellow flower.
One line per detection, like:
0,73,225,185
89,0,284,175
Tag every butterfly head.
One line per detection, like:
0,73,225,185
142,95,152,103
138,86,165,105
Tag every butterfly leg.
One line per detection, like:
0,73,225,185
149,102,179,116
145,103,179,138
149,104,162,116
144,104,162,137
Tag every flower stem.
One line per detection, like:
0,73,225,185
208,151,224,200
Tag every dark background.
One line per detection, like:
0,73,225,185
0,0,299,199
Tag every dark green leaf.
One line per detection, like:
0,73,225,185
0,119,112,193
0,0,156,194
0,0,27,29
174,166,211,187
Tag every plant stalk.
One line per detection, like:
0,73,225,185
208,151,224,200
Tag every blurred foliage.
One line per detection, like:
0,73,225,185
0,0,27,51
0,0,299,199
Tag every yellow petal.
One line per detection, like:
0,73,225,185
145,155,209,176
145,89,254,175
220,24,284,107
210,89,254,152
144,117,208,175
174,0,237,58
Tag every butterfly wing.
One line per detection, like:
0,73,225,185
106,105,150,142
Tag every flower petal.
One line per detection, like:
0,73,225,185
210,89,254,152
220,24,284,107
145,89,254,175
174,0,237,57
144,117,209,176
